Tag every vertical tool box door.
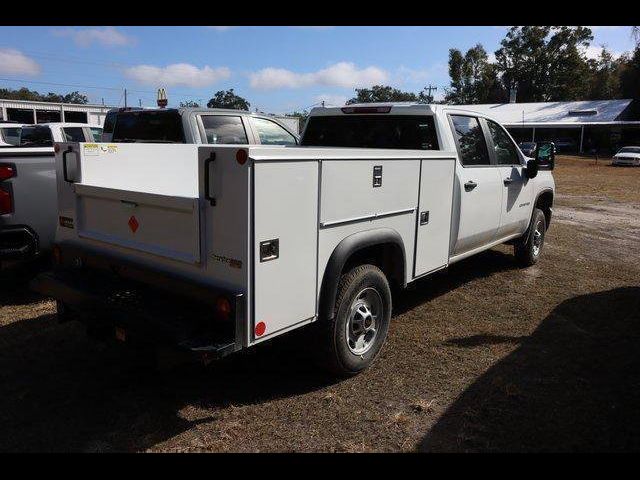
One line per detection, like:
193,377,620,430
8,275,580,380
252,161,319,341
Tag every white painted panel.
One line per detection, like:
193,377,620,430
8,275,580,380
320,160,419,226
253,161,318,340
414,159,456,276
77,143,201,197
75,185,200,264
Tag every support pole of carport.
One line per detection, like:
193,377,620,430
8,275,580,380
579,125,585,154
532,127,536,142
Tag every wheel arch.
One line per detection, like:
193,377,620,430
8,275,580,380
534,188,554,229
319,228,406,320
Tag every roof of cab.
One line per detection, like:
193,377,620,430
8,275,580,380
309,102,439,116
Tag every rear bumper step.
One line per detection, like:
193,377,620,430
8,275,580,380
31,269,245,360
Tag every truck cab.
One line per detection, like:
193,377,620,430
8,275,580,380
103,107,299,146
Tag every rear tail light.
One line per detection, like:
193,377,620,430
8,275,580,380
52,245,62,265
341,106,392,114
0,187,12,215
0,163,16,181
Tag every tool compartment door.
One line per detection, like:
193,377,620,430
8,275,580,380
252,161,319,340
75,184,201,264
414,159,456,277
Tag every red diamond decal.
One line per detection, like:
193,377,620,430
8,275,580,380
128,215,139,233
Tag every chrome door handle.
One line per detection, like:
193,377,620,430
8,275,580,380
503,177,514,186
464,181,477,192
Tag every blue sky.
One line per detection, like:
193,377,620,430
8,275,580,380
0,26,636,113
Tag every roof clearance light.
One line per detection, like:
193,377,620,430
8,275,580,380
341,106,392,114
157,88,168,108
236,149,248,165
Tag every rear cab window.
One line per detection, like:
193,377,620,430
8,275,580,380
301,114,439,150
199,115,248,144
112,110,185,143
90,127,103,141
19,125,53,147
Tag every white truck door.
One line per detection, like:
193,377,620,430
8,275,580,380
449,115,502,256
485,119,535,239
414,159,456,277
252,160,319,341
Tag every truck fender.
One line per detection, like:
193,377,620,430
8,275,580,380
319,228,406,320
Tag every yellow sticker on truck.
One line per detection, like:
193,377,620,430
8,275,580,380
83,143,99,156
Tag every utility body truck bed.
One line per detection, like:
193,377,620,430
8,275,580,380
35,104,556,374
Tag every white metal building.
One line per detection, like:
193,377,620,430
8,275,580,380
0,98,113,126
458,99,640,154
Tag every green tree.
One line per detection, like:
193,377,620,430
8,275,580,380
495,26,593,102
206,89,250,110
179,100,201,108
587,47,623,100
0,87,88,104
444,44,505,104
346,85,418,104
619,47,640,99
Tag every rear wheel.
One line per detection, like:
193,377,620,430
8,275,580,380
514,208,546,266
321,264,392,376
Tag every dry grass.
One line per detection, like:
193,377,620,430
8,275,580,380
0,156,639,452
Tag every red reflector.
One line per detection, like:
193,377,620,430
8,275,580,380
0,164,16,181
341,106,392,114
54,143,61,154
215,296,232,318
236,149,248,165
0,188,12,215
128,215,139,233
255,321,266,337
52,245,62,265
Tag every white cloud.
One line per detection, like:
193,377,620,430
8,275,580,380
313,94,348,107
54,27,134,47
588,26,626,31
124,63,231,88
249,62,389,90
0,48,41,76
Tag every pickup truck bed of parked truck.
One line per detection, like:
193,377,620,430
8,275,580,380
0,123,98,269
33,103,555,375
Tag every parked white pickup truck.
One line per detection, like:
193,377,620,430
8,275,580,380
33,103,555,375
0,123,97,268
0,122,24,147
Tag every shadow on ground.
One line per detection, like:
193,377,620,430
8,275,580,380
418,286,640,452
0,248,522,452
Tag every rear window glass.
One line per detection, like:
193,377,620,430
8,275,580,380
0,127,21,146
112,110,185,143
200,115,248,145
252,117,297,145
90,127,103,141
103,111,117,134
63,127,86,142
301,115,439,150
19,126,53,147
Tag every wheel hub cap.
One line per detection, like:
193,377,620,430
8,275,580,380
532,220,543,256
346,287,382,355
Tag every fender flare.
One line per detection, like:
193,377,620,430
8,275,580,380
319,228,406,319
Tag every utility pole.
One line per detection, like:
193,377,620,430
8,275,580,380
425,84,438,102
124,88,128,108
139,98,142,107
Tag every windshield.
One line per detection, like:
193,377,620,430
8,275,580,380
112,110,185,143
618,147,640,154
0,127,22,146
520,142,535,148
301,115,439,150
19,126,53,147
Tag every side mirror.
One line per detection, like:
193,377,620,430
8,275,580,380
535,141,555,170
526,158,539,179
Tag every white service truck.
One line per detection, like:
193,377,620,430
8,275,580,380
33,103,555,375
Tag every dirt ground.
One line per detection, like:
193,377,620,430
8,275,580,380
1,156,639,452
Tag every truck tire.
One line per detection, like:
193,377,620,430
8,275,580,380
514,208,546,267
321,264,392,376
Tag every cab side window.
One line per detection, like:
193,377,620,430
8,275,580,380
63,127,87,142
252,117,297,146
201,115,248,145
450,115,490,166
487,119,520,165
